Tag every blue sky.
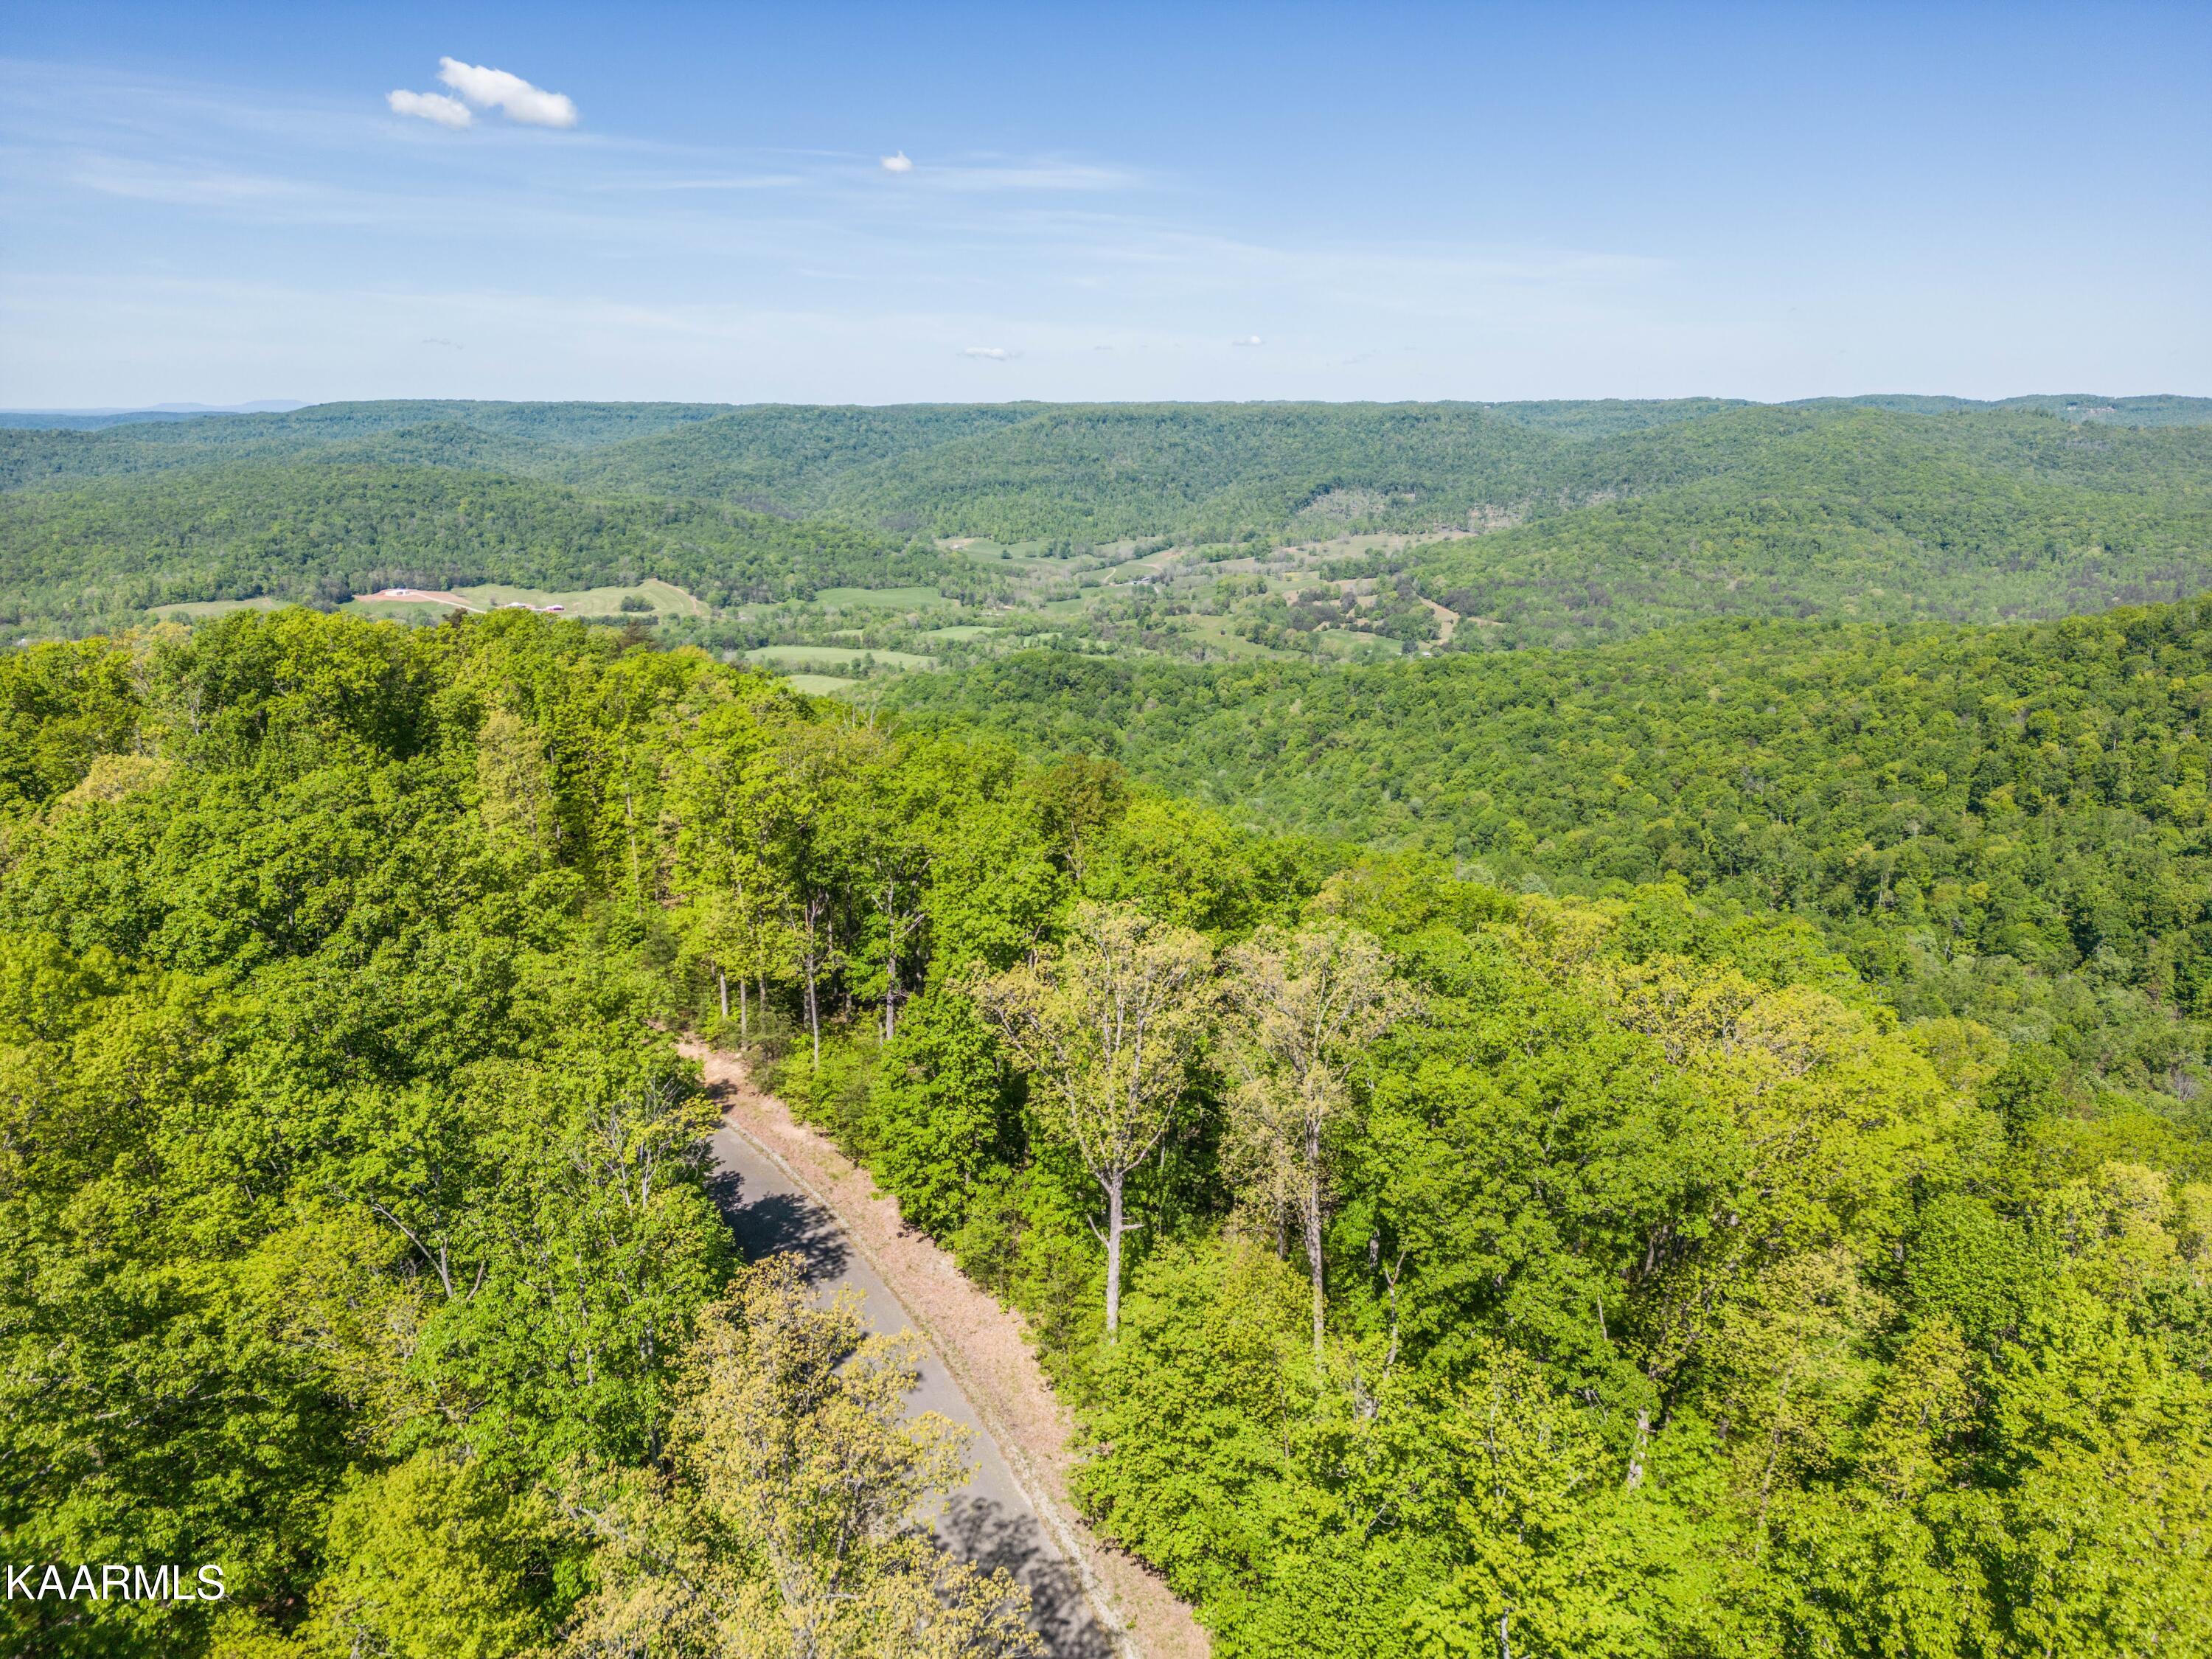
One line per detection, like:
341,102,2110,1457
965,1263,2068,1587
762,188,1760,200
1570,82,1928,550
2,1,2206,406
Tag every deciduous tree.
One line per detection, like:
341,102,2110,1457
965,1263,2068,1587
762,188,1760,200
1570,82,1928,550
972,901,1212,1337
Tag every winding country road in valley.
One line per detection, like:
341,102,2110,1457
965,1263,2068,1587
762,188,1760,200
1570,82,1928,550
684,1042,1209,1659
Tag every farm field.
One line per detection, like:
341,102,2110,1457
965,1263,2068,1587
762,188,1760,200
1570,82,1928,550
456,577,706,616
150,595,291,621
808,585,950,610
771,671,860,695
745,644,936,671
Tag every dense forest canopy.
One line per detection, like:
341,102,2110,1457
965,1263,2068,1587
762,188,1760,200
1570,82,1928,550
4,604,2210,1656
892,605,2212,1141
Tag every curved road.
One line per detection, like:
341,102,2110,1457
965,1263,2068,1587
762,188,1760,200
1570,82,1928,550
706,1113,1118,1658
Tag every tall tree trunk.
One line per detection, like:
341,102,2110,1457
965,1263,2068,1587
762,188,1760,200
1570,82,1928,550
623,785,643,911
1105,1170,1127,1339
717,967,728,1022
883,877,898,1043
739,975,749,1039
802,897,824,1068
1305,1114,1326,1354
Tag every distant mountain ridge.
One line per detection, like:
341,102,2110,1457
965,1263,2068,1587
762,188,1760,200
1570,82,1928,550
2,394,2206,639
0,400,312,431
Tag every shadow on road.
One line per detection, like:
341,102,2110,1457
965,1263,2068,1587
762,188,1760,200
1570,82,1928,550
700,1080,1116,1659
944,1495,1117,1658
707,1165,852,1282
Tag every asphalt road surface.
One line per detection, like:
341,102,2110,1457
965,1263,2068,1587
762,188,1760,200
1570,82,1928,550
707,1116,1116,1658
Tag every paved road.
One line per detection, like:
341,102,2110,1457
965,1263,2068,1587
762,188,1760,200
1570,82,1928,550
707,1116,1116,1658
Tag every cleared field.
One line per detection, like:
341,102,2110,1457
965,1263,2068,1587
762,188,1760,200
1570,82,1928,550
1182,616,1298,661
774,672,859,696
746,644,936,670
152,596,291,620
920,625,998,642
455,578,704,616
1317,628,1403,660
343,599,462,625
810,585,950,610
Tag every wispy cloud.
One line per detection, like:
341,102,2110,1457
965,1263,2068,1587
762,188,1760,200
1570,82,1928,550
435,58,578,128
0,58,1703,404
616,174,802,192
880,150,913,174
387,89,472,129
917,159,1138,192
66,156,325,208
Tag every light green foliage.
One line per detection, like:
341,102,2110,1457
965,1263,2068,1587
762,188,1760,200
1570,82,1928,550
310,1453,570,1659
0,611,737,1655
556,1256,1042,1658
8,594,2212,1657
973,902,1216,1335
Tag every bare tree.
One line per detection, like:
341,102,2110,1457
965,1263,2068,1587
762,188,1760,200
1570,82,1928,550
1222,925,1410,1355
971,902,1213,1338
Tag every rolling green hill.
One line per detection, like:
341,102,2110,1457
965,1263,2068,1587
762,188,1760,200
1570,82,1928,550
888,600,2212,1124
2,396,2205,654
0,462,953,632
0,400,729,491
1402,406,2212,645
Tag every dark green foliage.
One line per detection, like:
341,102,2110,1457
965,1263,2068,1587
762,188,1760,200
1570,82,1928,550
869,990,1018,1238
892,602,2212,1136
0,462,955,633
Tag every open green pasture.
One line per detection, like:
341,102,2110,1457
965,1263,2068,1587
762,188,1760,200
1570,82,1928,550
809,585,950,610
745,644,936,671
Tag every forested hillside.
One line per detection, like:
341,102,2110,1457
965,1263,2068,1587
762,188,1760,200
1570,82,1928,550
0,462,965,633
6,606,2208,1656
0,401,732,490
0,613,1049,1657
1402,407,2212,644
4,397,2208,653
896,603,2212,1135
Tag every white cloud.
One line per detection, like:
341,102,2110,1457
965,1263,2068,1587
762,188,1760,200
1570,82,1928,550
961,345,1017,361
1231,334,1263,347
436,58,578,128
387,89,473,129
881,151,914,174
